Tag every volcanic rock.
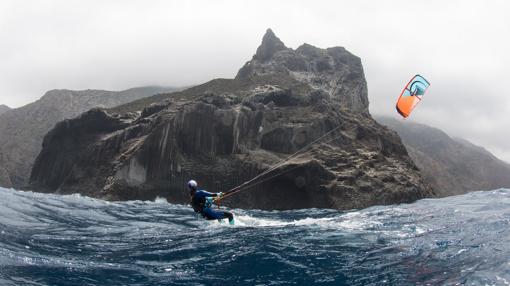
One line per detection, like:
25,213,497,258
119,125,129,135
0,86,178,188
30,30,434,210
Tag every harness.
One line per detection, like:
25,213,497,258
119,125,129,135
191,194,213,216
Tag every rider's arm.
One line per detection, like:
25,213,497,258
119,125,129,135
197,190,222,197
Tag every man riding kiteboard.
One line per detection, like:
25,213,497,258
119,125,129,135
188,180,235,225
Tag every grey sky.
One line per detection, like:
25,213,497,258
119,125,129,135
1,0,509,162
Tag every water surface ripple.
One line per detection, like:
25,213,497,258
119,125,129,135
1,187,509,285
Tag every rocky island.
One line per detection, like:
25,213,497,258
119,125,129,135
30,29,435,210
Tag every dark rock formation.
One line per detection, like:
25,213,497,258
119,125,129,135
30,30,434,210
237,29,369,114
0,105,11,185
376,116,510,196
0,86,178,188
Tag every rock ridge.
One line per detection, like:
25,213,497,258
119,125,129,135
29,30,434,210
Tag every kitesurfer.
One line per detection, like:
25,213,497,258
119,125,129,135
188,180,235,225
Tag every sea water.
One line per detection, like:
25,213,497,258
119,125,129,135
1,187,510,285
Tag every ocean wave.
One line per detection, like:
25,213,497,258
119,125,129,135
1,187,510,285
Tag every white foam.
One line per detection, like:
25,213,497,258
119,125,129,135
496,276,510,285
214,213,384,231
154,197,168,204
235,215,289,227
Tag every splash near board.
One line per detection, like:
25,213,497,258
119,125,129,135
396,75,430,118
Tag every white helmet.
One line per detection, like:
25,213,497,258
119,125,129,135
187,180,198,190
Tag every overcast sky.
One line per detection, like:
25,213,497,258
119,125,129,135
1,0,509,162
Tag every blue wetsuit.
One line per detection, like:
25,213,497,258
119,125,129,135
191,190,234,222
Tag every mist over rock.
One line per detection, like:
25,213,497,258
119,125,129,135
0,104,10,115
30,30,434,210
0,86,178,188
376,116,510,196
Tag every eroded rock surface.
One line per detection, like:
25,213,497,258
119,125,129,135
30,30,434,210
0,86,177,188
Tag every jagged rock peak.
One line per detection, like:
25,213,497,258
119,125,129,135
253,28,288,62
236,29,369,113
295,43,324,57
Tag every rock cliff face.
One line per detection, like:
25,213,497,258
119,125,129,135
30,30,434,210
237,29,369,113
0,86,177,188
0,105,11,184
376,116,510,196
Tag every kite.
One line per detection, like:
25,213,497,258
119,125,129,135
396,74,430,118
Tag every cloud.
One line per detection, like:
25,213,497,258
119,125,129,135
0,0,508,161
